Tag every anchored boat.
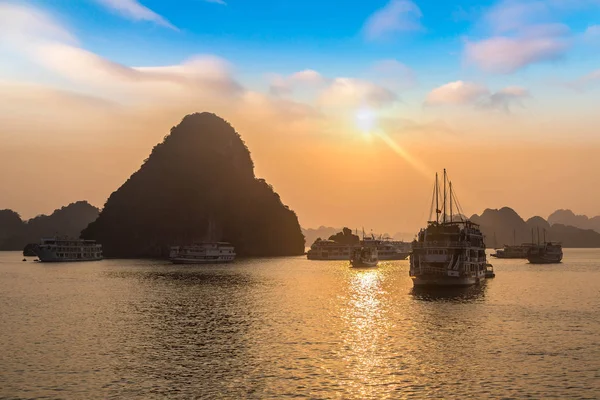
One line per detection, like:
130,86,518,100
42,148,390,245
32,237,103,262
409,170,487,287
350,246,378,268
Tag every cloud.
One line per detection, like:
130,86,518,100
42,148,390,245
319,78,398,108
0,3,76,45
363,0,423,40
464,0,571,73
370,59,416,90
571,69,600,89
425,81,489,105
584,25,600,42
204,0,227,4
269,69,326,96
425,81,529,112
94,0,177,29
479,86,530,112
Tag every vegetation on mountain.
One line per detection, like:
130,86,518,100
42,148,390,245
328,227,360,245
81,112,305,258
0,201,99,251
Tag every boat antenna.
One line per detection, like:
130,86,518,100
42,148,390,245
428,179,436,222
443,169,447,224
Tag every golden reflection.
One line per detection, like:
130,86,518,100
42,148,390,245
339,268,393,397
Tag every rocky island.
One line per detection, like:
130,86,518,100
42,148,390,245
81,112,305,258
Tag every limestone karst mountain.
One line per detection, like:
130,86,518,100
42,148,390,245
0,201,99,250
81,112,305,257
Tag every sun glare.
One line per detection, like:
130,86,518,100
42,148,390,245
355,108,376,135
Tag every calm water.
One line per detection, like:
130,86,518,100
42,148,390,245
1,250,599,399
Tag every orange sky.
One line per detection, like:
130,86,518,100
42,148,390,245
2,1,600,234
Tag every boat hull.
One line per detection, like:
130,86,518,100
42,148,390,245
411,275,483,287
170,258,235,264
350,261,378,268
527,255,562,264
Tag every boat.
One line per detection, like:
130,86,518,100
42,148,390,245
491,244,535,259
307,239,353,260
526,228,563,264
490,230,534,259
350,246,378,268
32,237,103,262
409,170,487,287
362,236,411,260
527,242,563,264
169,242,236,264
485,263,496,278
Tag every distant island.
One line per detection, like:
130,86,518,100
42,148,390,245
0,201,99,251
470,207,600,248
548,209,600,233
81,112,305,258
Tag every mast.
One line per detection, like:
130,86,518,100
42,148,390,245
443,169,447,224
543,228,546,243
449,181,453,223
435,173,439,224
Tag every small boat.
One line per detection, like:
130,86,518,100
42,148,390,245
169,242,236,264
485,264,495,278
527,242,563,264
350,246,378,268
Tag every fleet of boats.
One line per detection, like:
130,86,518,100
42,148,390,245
20,169,567,276
307,236,410,261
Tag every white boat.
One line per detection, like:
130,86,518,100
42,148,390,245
306,239,353,260
362,236,411,260
410,170,487,287
169,242,236,264
350,246,378,268
32,237,103,262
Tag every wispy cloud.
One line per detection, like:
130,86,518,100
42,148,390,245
363,0,423,40
94,0,177,30
204,0,227,4
425,81,529,112
464,0,571,73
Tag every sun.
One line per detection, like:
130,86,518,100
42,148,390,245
355,108,376,136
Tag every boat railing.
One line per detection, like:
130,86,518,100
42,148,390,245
412,241,468,249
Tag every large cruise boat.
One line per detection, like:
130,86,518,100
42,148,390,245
169,242,236,264
410,170,487,287
32,237,103,262
307,237,410,260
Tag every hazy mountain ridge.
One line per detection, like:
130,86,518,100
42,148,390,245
0,201,99,250
470,207,600,248
81,112,305,258
548,209,600,233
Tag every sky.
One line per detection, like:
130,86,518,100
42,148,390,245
1,0,600,233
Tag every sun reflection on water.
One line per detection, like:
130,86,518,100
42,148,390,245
339,268,394,397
